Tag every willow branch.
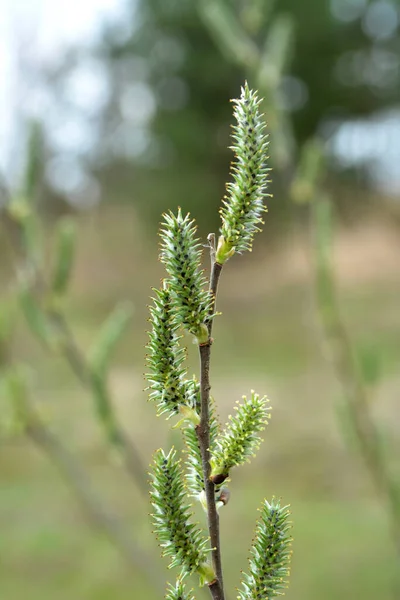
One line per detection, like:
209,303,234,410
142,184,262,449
45,309,148,495
311,197,400,557
196,234,224,600
2,210,148,497
22,403,163,594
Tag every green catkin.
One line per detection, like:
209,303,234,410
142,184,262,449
238,498,292,600
150,448,214,584
165,580,196,600
216,82,270,264
146,287,191,419
210,391,270,483
159,209,212,343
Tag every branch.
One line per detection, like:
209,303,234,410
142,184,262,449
196,235,224,600
23,403,164,595
45,309,148,495
311,196,400,557
2,208,148,497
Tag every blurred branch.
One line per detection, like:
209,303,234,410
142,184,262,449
27,414,158,581
201,4,400,576
0,367,162,594
0,124,148,497
47,307,149,493
7,213,147,497
311,195,400,559
198,0,295,172
290,137,400,584
3,208,147,496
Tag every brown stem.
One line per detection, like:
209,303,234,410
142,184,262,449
208,581,224,600
24,407,164,595
196,234,225,600
207,232,223,335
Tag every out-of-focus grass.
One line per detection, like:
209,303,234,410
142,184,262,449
0,463,397,600
1,209,399,599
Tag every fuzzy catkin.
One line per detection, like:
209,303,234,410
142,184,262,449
165,580,196,600
159,209,211,342
210,391,270,483
150,448,213,582
146,286,188,418
217,82,270,264
239,499,292,600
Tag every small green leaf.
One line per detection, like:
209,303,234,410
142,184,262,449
259,14,294,85
51,217,77,297
291,138,325,205
22,120,44,201
0,365,31,437
18,281,53,345
357,344,381,387
8,199,43,266
240,0,274,36
314,194,334,266
89,302,134,375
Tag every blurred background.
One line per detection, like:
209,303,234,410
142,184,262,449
1,0,400,598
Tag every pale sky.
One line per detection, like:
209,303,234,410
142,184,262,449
0,0,127,182
1,0,399,200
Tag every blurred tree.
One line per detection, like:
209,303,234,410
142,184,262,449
33,0,400,226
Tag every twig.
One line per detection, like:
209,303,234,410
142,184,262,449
2,210,148,497
196,234,225,600
46,309,148,495
207,233,223,339
22,403,164,595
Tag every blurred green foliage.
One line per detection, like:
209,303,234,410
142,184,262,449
41,0,399,228
1,229,400,599
1,0,400,598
